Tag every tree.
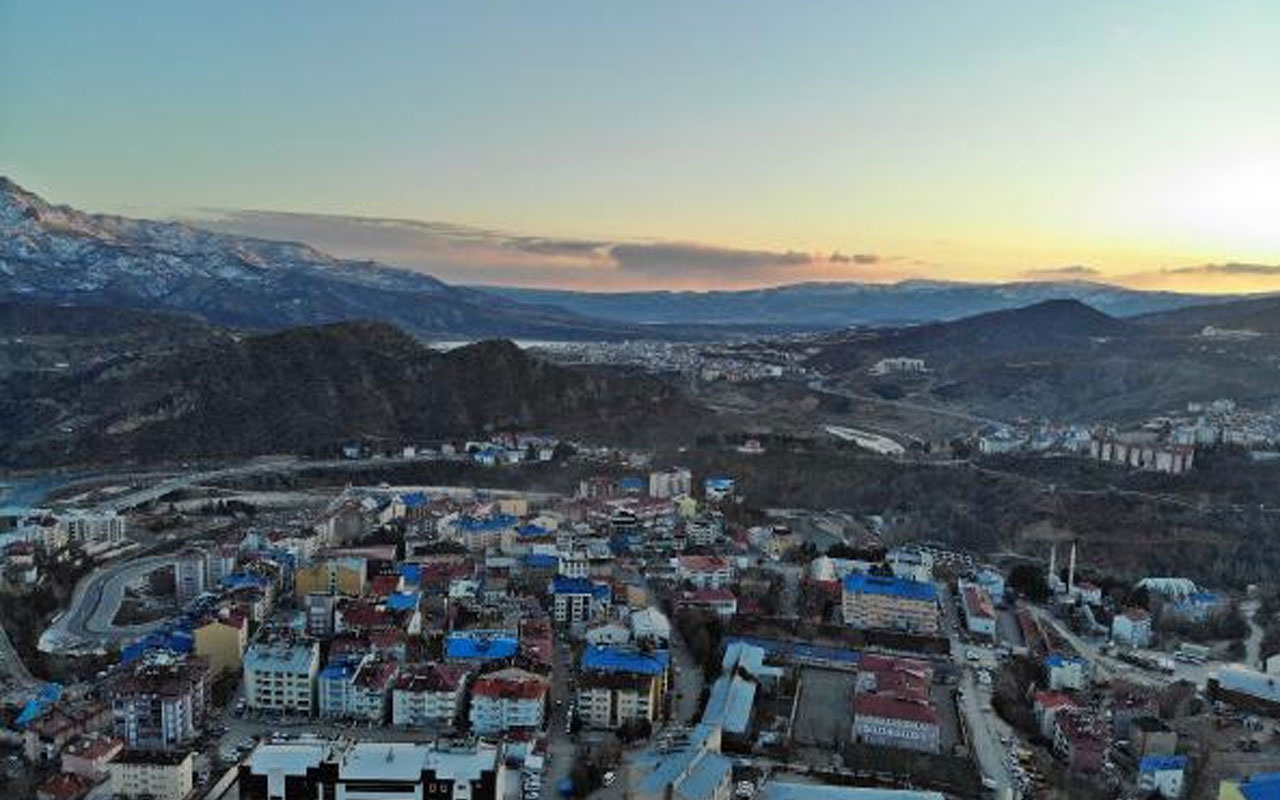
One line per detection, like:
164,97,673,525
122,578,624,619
1009,564,1049,602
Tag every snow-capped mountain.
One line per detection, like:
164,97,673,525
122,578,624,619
0,177,627,339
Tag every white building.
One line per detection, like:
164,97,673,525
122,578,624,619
630,607,672,646
869,357,926,376
677,555,734,589
108,750,193,800
392,664,471,728
243,640,320,715
469,668,548,734
61,511,127,545
1045,654,1089,691
1112,608,1153,648
1138,755,1187,798
959,581,997,639
649,467,693,499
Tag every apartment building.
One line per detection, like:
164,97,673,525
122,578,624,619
242,640,320,716
841,573,939,634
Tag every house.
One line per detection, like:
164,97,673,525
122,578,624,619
677,555,734,589
239,740,505,800
318,655,398,723
649,468,693,499
243,640,320,715
1112,608,1153,648
974,567,1006,605
679,588,738,619
294,557,366,597
704,476,736,502
445,631,519,665
35,773,95,800
841,574,938,634
960,581,997,639
1138,754,1187,798
108,750,194,800
585,621,632,647
1045,653,1089,691
469,668,549,734
391,663,471,728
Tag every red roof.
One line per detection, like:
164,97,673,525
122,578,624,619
678,555,730,572
369,574,400,597
853,693,939,725
1034,690,1077,711
395,663,470,692
38,773,94,800
683,588,737,604
472,669,548,701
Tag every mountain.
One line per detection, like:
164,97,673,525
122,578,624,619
1134,293,1280,334
810,299,1138,371
478,280,1241,328
0,178,635,340
0,319,699,466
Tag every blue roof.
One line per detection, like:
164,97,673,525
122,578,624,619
705,476,734,488
619,477,645,490
458,513,516,533
386,591,419,611
401,491,430,508
319,657,360,681
842,572,938,602
525,554,559,569
516,523,550,537
1239,773,1280,800
222,572,268,590
702,675,756,734
552,576,594,595
446,632,519,661
581,646,669,676
400,563,421,585
1044,653,1085,668
1139,755,1187,772
15,683,62,728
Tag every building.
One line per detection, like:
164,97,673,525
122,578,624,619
1033,691,1078,739
677,555,734,589
959,581,996,639
1138,754,1187,798
758,782,945,800
242,640,320,715
108,750,193,800
1219,772,1280,800
841,574,938,634
630,606,672,646
703,476,736,503
1131,715,1178,757
469,668,549,734
240,740,505,800
173,548,207,603
318,655,399,723
105,658,210,750
684,514,724,548
192,611,248,676
1053,710,1108,774
294,557,366,597
850,692,940,753
551,576,610,625
869,357,926,376
391,663,471,728
1045,653,1089,691
1209,664,1280,717
1112,608,1153,648
60,511,127,545
973,567,1006,604
678,588,739,619
60,734,123,779
577,647,669,731
1089,436,1195,474
649,467,693,499
631,723,732,800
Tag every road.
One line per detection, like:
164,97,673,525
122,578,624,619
808,379,1008,428
39,554,175,654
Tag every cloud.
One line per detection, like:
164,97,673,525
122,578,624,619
1160,262,1280,276
1020,264,1101,279
180,208,905,290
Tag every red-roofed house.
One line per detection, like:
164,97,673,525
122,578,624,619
1053,709,1108,774
678,588,738,618
1033,691,1079,739
391,663,472,727
60,734,122,779
677,555,734,589
852,692,940,753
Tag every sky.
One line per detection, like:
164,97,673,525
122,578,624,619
2,1,1279,292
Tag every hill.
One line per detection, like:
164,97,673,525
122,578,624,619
0,320,701,466
1135,293,1280,334
480,280,1239,328
0,178,635,341
810,299,1137,371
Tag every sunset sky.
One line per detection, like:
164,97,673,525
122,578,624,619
2,1,1279,291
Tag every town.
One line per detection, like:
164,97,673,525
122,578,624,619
1,436,1277,800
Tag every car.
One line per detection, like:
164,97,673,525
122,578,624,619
603,772,616,787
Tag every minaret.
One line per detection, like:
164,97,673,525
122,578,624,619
1068,542,1077,595
1048,543,1057,590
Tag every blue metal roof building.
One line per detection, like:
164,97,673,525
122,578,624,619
842,573,938,602
1139,754,1187,772
446,632,519,662
581,646,669,676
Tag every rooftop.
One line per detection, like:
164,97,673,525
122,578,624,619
842,573,938,602
581,646,670,676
